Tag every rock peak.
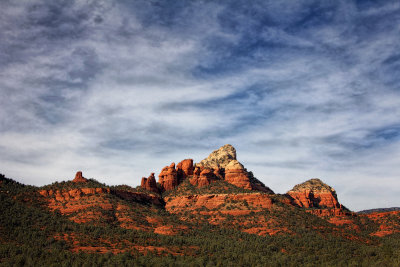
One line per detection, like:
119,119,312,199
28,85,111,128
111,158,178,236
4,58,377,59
72,171,88,183
198,144,237,169
287,178,340,209
290,178,335,193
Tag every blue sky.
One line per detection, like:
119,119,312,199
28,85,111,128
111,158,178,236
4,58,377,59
1,0,400,211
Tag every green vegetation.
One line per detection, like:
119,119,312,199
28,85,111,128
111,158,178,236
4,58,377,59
41,179,108,191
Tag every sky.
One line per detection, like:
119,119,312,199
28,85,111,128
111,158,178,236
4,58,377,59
1,0,400,211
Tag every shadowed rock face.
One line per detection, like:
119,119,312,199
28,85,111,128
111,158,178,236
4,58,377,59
141,173,159,193
198,168,217,187
287,178,340,209
198,144,236,169
72,171,88,183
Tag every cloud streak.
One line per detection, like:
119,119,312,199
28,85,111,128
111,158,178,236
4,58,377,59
1,0,400,211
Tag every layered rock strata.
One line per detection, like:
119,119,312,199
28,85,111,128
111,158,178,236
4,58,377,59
287,178,347,216
287,178,340,209
224,160,252,190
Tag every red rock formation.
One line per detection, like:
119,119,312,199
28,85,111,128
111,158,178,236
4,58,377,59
287,179,340,209
189,166,202,186
198,168,217,187
141,173,159,193
194,145,274,193
165,193,274,212
224,160,252,190
141,177,147,188
146,173,158,192
177,159,194,176
176,159,194,183
364,211,400,237
72,171,88,183
39,187,111,200
286,178,348,217
158,163,178,191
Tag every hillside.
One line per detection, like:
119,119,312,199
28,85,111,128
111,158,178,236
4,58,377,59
1,145,400,266
358,207,400,214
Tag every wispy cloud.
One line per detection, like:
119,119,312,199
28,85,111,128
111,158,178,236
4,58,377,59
1,0,400,211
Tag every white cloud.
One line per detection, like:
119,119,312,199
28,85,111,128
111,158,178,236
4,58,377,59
0,0,400,211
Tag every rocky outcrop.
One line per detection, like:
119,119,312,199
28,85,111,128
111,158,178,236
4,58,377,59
287,178,341,209
176,159,194,183
224,160,252,190
152,145,273,193
72,171,88,183
189,166,219,187
39,187,110,200
141,173,159,193
223,160,274,193
149,145,273,194
158,163,178,191
165,193,274,213
198,144,236,169
189,166,201,186
198,168,217,187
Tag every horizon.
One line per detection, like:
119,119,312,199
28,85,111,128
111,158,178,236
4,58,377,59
1,0,400,211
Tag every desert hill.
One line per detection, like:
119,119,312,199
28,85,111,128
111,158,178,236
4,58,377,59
1,145,400,266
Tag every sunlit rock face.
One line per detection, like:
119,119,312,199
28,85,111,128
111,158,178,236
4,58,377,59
224,160,252,190
72,171,88,183
158,163,178,191
287,178,341,209
197,144,237,169
176,159,194,183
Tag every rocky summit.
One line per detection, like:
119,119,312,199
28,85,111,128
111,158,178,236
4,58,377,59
198,144,237,169
72,171,88,183
149,144,273,193
1,145,399,266
287,178,344,216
